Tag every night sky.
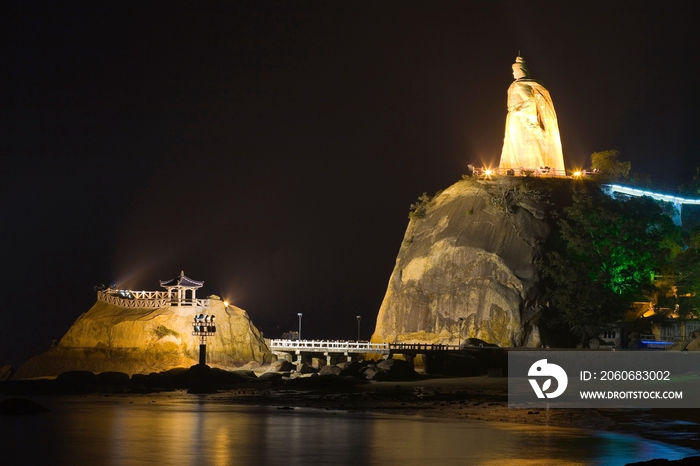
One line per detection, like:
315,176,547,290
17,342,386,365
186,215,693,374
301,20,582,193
2,1,699,366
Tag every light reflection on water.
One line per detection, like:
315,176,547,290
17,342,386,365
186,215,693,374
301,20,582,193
1,396,696,466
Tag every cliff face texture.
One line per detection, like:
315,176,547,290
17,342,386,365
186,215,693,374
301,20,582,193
15,297,271,379
372,177,553,347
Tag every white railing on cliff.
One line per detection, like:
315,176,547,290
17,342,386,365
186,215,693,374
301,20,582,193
97,290,210,309
472,167,569,178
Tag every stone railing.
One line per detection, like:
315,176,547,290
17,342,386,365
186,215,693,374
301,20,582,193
97,290,168,309
97,291,210,310
129,290,169,300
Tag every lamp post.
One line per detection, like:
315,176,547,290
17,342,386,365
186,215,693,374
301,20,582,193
457,317,465,349
297,312,303,340
356,315,362,341
192,313,217,366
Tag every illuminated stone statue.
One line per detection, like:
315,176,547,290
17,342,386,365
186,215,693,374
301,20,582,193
499,56,565,174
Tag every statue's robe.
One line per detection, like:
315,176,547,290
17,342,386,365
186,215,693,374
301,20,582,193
499,79,565,174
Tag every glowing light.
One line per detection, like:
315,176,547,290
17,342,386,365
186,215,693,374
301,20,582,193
573,171,582,177
608,184,700,205
224,301,229,308
484,169,493,176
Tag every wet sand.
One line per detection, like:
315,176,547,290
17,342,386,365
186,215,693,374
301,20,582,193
4,371,698,455
209,375,699,452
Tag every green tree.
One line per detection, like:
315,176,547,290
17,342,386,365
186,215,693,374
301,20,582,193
591,150,631,181
542,185,681,343
669,228,700,316
678,167,700,231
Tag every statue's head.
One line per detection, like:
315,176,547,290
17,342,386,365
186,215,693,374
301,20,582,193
512,56,530,80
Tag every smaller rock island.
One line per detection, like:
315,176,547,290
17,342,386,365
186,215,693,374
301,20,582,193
14,272,271,379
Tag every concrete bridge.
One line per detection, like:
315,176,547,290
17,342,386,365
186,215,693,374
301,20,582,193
268,339,465,369
605,183,700,226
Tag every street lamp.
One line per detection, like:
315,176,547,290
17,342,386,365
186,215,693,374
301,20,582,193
356,315,362,341
297,312,303,340
457,317,465,349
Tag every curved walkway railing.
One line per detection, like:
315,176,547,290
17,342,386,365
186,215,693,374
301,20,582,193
607,184,700,205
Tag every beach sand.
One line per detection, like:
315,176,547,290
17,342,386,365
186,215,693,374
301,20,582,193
212,375,699,452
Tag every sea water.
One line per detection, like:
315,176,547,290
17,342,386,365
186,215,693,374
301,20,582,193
1,395,696,466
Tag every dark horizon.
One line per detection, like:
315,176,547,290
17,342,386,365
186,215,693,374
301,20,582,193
2,1,699,366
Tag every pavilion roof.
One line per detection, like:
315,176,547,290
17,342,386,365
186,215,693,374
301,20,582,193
159,271,204,289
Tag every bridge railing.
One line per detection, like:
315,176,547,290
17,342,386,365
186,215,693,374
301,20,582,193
268,340,468,353
268,339,390,352
607,178,689,197
388,343,460,351
607,184,700,204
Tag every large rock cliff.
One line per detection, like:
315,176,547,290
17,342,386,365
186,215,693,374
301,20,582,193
15,297,271,379
372,177,556,347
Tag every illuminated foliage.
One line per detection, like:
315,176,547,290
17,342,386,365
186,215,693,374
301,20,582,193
542,183,682,341
670,228,700,315
562,187,678,296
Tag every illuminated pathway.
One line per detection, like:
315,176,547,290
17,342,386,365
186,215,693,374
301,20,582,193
606,184,700,226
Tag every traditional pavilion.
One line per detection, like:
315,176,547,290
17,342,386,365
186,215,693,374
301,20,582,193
159,271,204,307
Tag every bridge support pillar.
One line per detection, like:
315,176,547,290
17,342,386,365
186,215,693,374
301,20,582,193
324,352,332,366
673,202,682,226
344,352,351,363
295,350,303,370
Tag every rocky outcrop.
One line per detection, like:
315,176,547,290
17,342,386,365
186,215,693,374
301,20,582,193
0,397,50,415
14,297,272,379
684,330,700,351
372,177,554,347
0,365,12,381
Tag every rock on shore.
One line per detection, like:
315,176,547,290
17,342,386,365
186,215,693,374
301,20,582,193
14,297,272,379
373,177,556,347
